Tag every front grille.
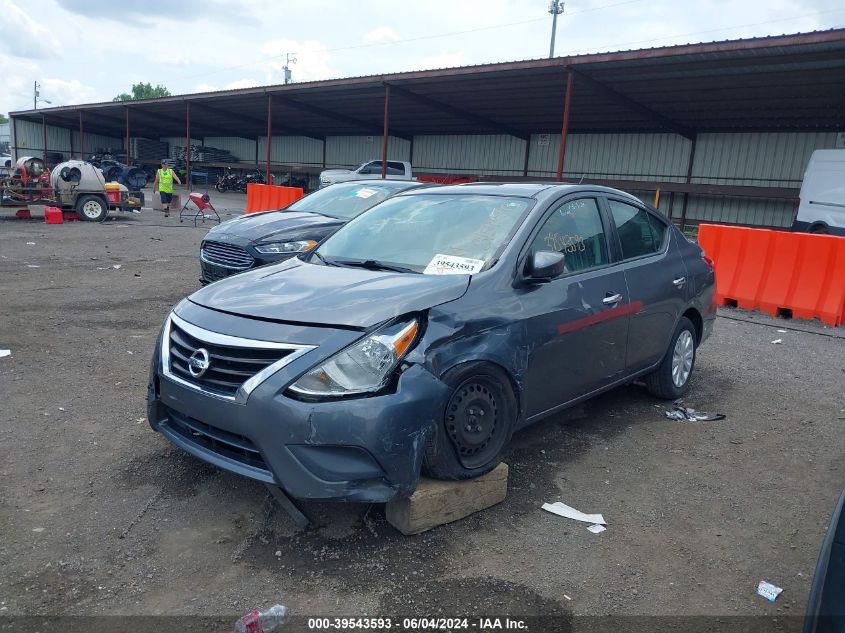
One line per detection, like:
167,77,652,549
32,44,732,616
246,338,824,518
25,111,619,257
201,263,235,283
163,407,270,474
168,321,293,397
201,241,254,269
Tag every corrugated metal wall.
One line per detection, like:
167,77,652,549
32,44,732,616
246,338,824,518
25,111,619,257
258,136,324,166
204,137,256,162
10,112,839,227
11,118,121,160
74,131,124,154
525,132,690,215
413,134,526,176
159,136,202,148
684,131,839,227
325,136,410,168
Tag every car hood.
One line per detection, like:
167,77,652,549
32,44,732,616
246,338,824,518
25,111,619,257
204,210,344,244
320,169,353,178
189,257,470,328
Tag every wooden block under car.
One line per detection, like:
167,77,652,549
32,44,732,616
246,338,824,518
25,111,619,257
386,463,508,535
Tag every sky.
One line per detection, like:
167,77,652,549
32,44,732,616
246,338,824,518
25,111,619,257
1,0,844,115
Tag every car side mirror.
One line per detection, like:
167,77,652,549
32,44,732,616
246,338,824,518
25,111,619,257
526,251,566,283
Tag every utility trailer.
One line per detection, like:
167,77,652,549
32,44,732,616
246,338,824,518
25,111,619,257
1,157,145,222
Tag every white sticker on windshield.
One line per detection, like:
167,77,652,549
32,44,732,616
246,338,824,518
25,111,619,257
355,187,378,199
424,254,486,275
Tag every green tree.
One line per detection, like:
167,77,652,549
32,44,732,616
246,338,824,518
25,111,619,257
113,82,171,101
0,113,8,124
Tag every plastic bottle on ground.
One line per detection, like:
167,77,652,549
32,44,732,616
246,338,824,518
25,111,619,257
233,604,289,632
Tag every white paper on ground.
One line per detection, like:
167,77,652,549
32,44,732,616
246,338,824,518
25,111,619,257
587,524,606,534
0,350,10,358
423,254,485,275
756,580,783,602
541,501,606,525
771,339,783,344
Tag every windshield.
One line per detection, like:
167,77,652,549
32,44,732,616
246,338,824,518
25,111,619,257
286,182,407,220
314,194,532,273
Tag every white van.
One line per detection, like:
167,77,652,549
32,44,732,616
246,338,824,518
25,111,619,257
792,149,845,236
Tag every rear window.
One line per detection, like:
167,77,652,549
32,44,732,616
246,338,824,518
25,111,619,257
287,182,408,219
608,200,666,259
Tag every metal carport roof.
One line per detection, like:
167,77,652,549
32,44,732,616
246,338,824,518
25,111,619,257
10,28,845,141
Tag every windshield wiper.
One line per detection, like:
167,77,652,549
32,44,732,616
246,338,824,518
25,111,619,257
333,258,420,274
309,250,335,266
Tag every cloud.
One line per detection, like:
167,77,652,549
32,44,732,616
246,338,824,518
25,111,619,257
0,0,59,58
261,39,341,83
415,51,466,70
364,26,401,43
39,78,99,106
52,0,237,24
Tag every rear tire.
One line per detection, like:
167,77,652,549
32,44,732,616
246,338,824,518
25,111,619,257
215,182,227,193
75,195,107,222
423,363,517,480
645,316,697,399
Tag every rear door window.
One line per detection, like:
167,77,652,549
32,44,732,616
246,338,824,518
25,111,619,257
387,161,406,175
529,198,609,274
608,200,665,259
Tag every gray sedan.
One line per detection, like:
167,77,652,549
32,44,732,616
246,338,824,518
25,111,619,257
148,183,716,501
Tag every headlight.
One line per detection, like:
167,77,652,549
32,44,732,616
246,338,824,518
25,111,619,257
288,318,419,397
254,240,316,254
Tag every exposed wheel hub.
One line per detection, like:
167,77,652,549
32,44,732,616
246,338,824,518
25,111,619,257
445,380,500,468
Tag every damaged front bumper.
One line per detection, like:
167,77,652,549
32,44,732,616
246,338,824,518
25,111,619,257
147,319,449,502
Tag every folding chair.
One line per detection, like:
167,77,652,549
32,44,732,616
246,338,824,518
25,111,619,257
179,192,221,227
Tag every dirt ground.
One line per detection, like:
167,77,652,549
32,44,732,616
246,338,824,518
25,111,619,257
1,189,843,628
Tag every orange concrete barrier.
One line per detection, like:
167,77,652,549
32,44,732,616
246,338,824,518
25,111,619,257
698,224,845,327
245,183,304,213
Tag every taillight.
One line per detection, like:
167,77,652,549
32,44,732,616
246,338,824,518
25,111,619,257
702,255,715,269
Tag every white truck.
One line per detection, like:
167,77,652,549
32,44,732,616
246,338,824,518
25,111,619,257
791,149,845,236
319,160,413,188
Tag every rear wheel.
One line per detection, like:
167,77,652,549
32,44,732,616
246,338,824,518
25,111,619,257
645,316,697,399
423,363,517,480
215,182,227,193
75,195,107,222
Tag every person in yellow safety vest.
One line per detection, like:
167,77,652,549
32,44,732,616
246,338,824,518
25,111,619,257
153,159,182,217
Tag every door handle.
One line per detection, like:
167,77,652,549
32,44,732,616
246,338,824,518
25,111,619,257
672,277,687,287
603,293,623,306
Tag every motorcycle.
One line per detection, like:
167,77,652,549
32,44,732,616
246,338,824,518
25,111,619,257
215,168,266,193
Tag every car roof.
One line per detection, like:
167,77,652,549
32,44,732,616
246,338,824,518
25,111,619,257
395,181,643,203
335,179,427,189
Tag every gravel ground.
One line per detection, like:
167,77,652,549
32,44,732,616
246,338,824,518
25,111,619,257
1,195,843,627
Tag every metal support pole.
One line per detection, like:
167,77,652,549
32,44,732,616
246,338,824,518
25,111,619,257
185,101,192,192
42,115,47,163
266,94,273,185
125,107,130,163
522,137,531,177
680,135,697,231
555,71,573,182
78,111,85,159
380,84,390,179
12,116,18,162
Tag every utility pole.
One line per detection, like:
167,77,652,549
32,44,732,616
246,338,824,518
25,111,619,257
283,53,297,84
548,0,565,58
33,81,51,110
